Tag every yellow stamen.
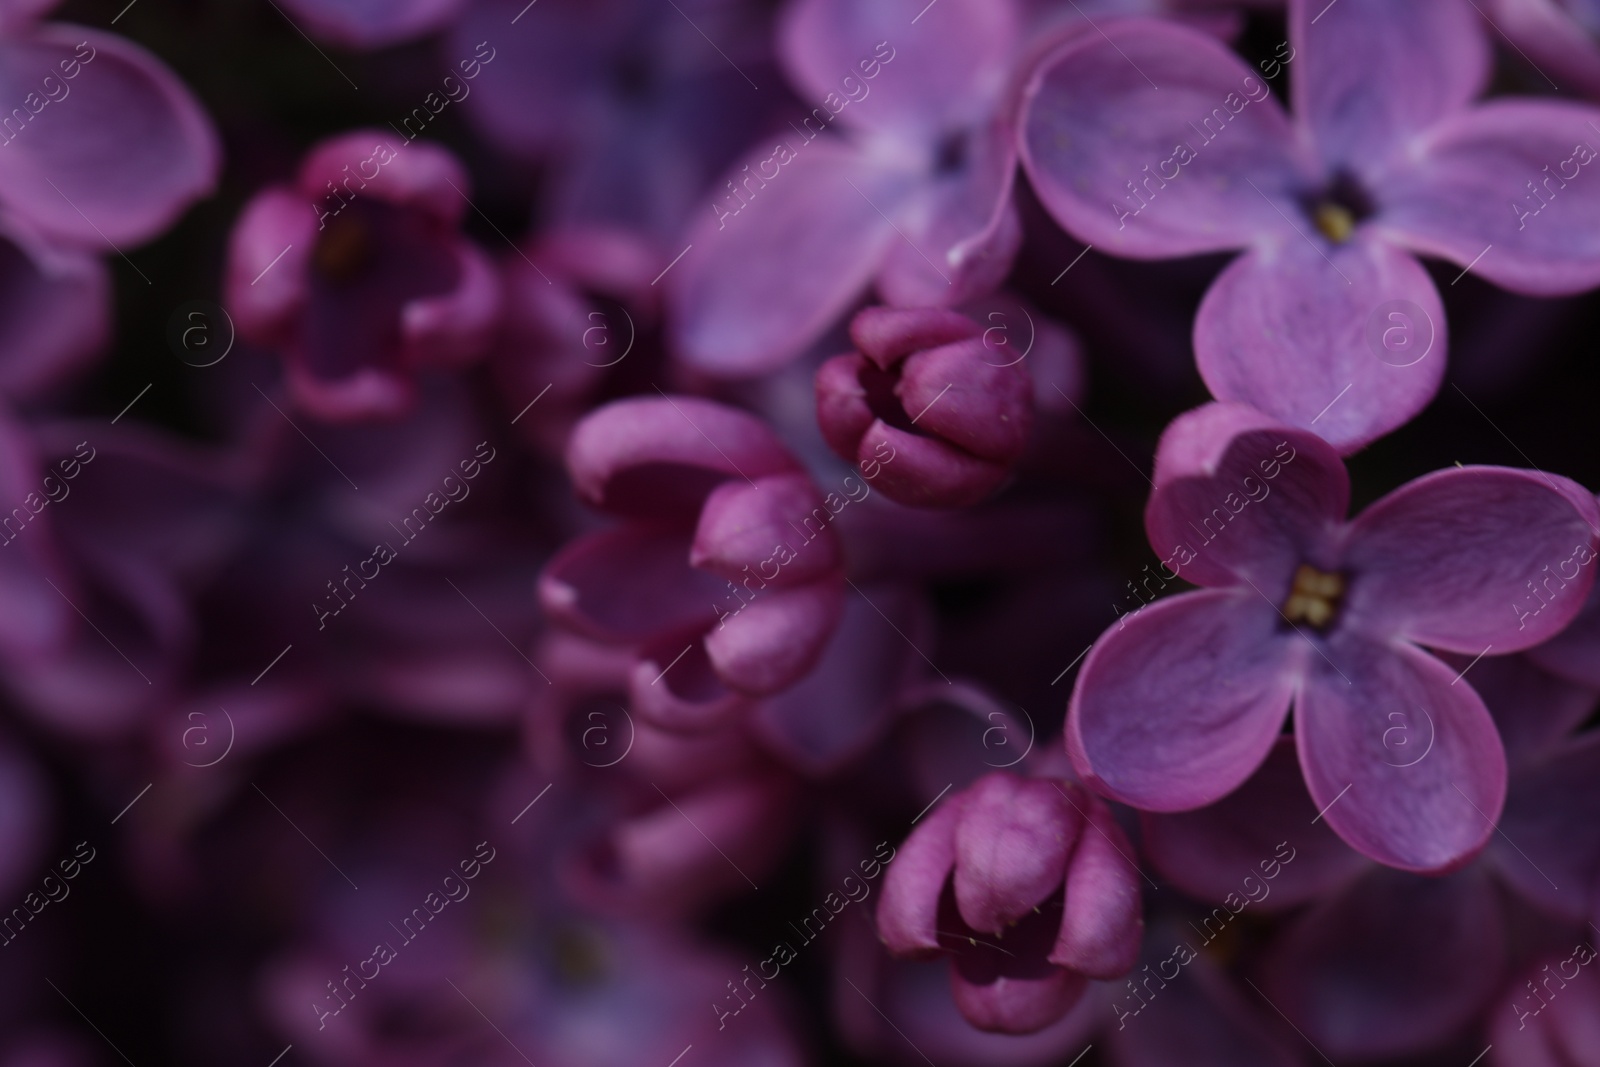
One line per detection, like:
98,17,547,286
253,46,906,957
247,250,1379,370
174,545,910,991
1313,202,1355,244
1283,563,1345,630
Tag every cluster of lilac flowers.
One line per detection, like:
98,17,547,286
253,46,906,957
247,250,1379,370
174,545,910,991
5,0,1600,1064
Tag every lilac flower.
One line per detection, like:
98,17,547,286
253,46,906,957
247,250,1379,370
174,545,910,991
1144,651,1600,1059
0,19,218,253
225,130,502,422
541,395,849,733
877,771,1143,1033
668,0,1025,375
816,306,1033,508
1021,0,1600,450
1068,402,1600,872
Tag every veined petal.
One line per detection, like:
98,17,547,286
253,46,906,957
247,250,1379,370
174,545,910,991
1021,18,1305,258
1067,589,1297,812
1295,636,1507,873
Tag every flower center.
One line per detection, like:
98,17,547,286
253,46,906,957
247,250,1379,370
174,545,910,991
1283,563,1345,630
1312,202,1355,243
933,129,969,177
1303,171,1375,245
313,211,372,284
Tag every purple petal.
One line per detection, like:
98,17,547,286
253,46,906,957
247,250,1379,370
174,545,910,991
878,791,963,957
898,338,1033,462
1464,651,1598,769
399,238,501,368
1379,100,1600,296
778,0,1017,141
1261,865,1506,1059
951,773,1079,936
855,421,1011,509
702,578,844,696
1296,636,1507,872
1487,949,1600,1067
849,305,981,366
0,26,219,248
753,586,921,774
628,636,751,735
1020,18,1306,257
1290,0,1489,175
297,131,466,222
1051,793,1142,979
225,187,317,344
1340,467,1600,653
1526,582,1600,688
1193,234,1447,453
1141,738,1367,911
566,396,800,517
1145,403,1349,590
1068,589,1296,811
571,776,795,916
690,473,842,587
539,526,724,643
668,142,909,376
0,413,74,658
876,118,1021,307
948,961,1086,1036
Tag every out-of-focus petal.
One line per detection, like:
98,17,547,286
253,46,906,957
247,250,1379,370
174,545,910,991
668,140,911,376
702,578,844,695
1261,864,1506,1059
1141,738,1366,910
539,525,723,643
0,26,219,248
566,396,800,517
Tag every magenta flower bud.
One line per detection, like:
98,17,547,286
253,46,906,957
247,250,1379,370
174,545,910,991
876,772,1143,1034
816,306,1033,508
225,130,503,422
543,397,848,732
